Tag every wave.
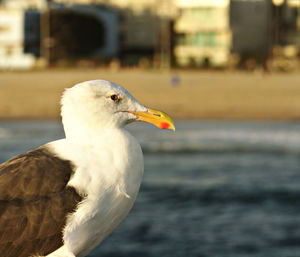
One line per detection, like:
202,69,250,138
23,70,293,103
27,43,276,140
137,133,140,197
135,126,300,154
140,142,300,154
141,183,300,206
2,120,300,154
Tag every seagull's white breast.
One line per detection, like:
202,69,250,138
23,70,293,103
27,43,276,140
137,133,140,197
48,128,144,257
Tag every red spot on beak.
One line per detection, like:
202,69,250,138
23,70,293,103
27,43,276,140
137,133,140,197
160,122,170,129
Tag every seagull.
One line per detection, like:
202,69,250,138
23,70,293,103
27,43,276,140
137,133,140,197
0,80,175,257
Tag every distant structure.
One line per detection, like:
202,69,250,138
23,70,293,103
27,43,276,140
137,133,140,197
110,0,162,65
0,0,118,69
286,0,300,49
0,0,299,70
108,0,176,68
230,0,272,68
43,4,118,65
0,0,44,69
174,0,232,68
231,0,300,70
273,0,300,70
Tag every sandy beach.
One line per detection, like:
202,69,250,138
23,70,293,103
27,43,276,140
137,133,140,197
0,69,300,120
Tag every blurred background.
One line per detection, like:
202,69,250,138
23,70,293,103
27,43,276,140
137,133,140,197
1,0,300,256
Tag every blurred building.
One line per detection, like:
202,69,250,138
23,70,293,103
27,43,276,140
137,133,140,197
0,0,175,69
116,1,160,61
1,0,299,70
174,0,231,67
108,0,176,67
0,0,119,69
271,0,300,70
281,0,300,53
230,0,300,70
230,0,272,67
0,0,44,69
44,4,119,64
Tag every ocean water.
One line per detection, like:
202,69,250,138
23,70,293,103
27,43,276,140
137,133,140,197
0,120,300,257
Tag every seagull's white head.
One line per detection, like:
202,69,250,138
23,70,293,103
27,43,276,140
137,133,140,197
61,80,175,138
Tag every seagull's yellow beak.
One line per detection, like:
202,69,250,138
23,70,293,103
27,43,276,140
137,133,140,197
130,108,175,131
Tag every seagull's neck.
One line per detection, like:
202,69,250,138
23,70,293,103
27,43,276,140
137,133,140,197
62,110,121,141
64,123,126,144
50,124,143,198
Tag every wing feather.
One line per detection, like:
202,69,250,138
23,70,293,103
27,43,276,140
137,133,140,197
0,147,83,257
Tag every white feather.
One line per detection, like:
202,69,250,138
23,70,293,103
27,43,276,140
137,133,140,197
47,80,146,257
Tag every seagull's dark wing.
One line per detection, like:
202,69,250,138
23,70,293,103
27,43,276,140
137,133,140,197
0,147,83,257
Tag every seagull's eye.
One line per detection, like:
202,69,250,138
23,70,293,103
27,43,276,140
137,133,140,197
110,94,119,102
